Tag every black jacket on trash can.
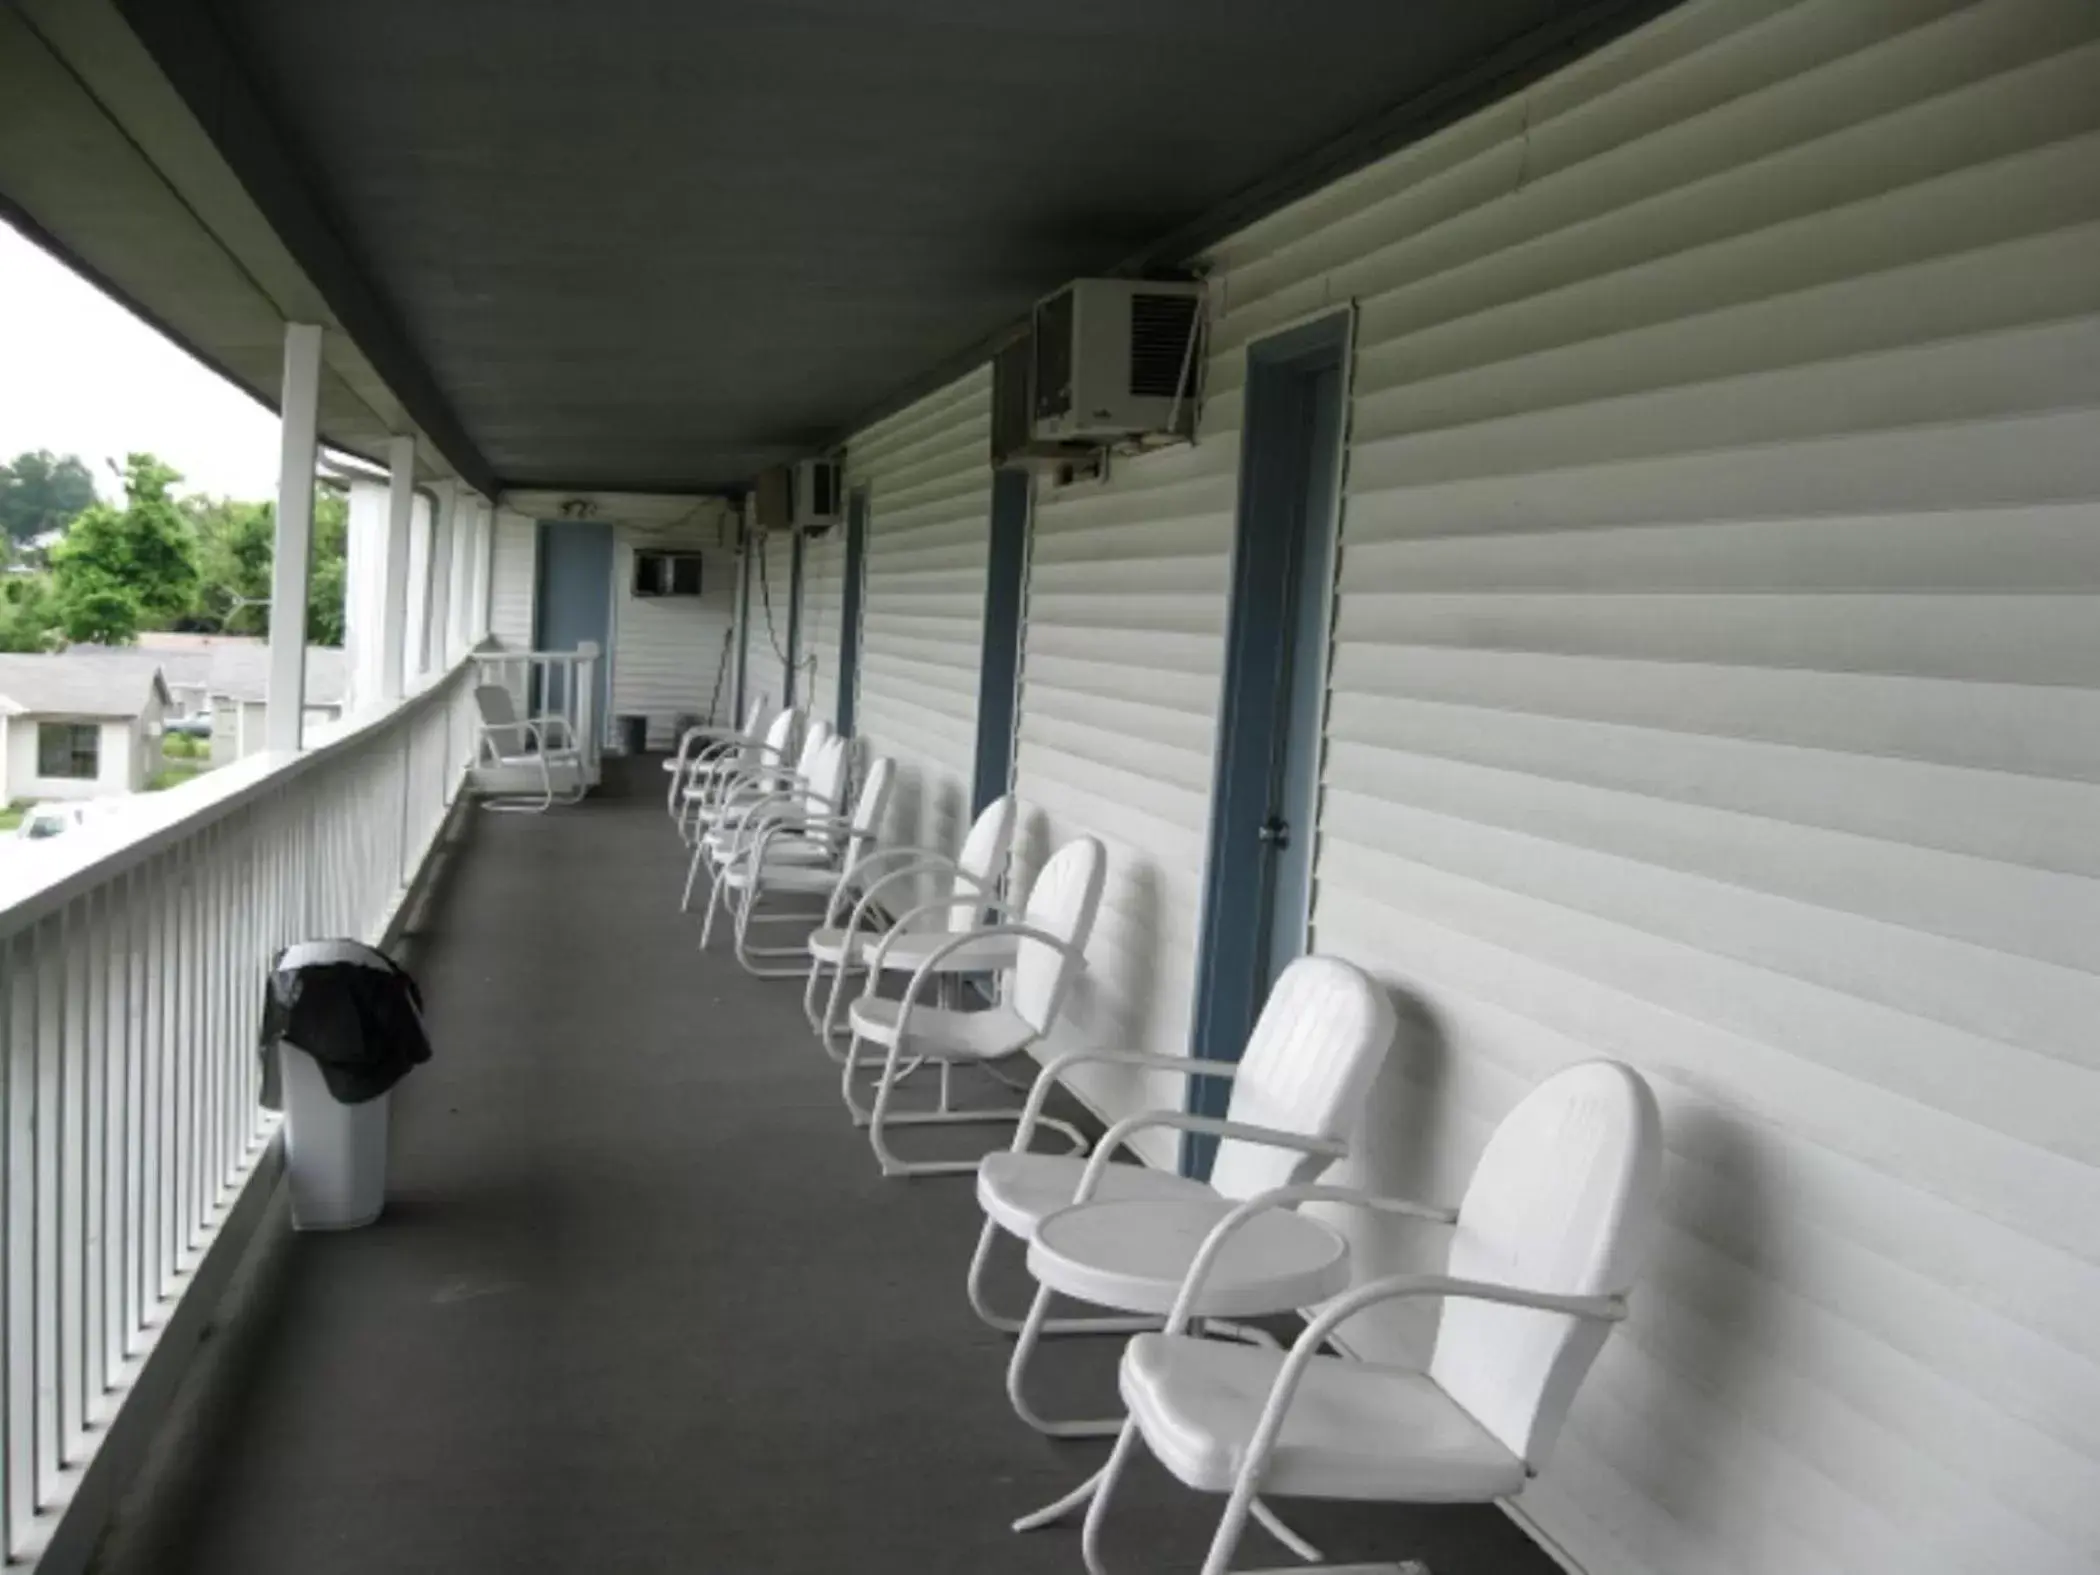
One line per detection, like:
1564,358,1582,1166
259,939,431,1109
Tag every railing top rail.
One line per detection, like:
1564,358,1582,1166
470,643,599,662
0,649,481,940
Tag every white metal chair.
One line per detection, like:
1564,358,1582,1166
1078,1060,1665,1575
695,733,851,947
986,954,1396,1440
662,694,769,824
680,716,827,908
801,793,1018,1054
468,683,588,811
841,836,1106,1178
718,754,897,976
674,705,800,846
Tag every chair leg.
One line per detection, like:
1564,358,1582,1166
698,870,731,949
1006,1283,1127,1438
680,838,707,911
968,1219,1161,1338
863,1050,1087,1179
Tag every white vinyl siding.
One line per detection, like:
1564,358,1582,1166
844,366,993,862
610,518,738,749
800,526,848,729
488,507,538,650
1010,2,2100,1573
744,525,799,715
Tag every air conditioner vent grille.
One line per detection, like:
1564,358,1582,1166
1128,292,1199,400
1034,289,1075,420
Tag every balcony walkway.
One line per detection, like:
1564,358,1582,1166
151,759,1550,1575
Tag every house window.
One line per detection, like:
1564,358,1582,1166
37,722,100,780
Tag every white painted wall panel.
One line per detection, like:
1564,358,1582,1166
488,507,538,651
800,526,847,729
610,511,738,749
1005,0,2100,1570
844,367,992,866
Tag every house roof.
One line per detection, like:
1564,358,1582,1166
0,653,172,720
70,633,350,705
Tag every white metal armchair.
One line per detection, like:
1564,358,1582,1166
983,954,1395,1441
716,754,896,976
662,694,770,826
694,734,850,947
469,683,588,811
680,717,828,909
1077,1059,1665,1575
674,705,800,847
841,835,1106,1178
801,793,1018,1053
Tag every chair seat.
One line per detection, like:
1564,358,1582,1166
846,996,1034,1060
1120,1336,1526,1502
975,1151,1210,1238
807,925,1020,971
710,829,833,863
722,862,838,894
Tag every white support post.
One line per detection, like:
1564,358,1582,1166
446,495,478,659
426,482,457,675
265,322,323,753
378,434,415,702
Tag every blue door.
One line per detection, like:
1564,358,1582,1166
533,521,614,730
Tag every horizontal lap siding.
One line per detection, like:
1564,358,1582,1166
1014,441,1240,1166
846,368,993,867
1257,3,2099,1573
800,528,847,729
609,521,737,748
488,508,537,650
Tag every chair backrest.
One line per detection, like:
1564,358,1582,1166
793,717,830,777
1011,837,1106,1033
1209,955,1397,1202
1429,1060,1663,1468
749,706,798,770
474,684,529,757
843,756,895,868
801,735,849,821
946,794,1017,933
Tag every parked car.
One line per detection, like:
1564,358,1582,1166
15,799,127,842
165,714,214,739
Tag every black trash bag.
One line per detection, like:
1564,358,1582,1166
258,940,431,1110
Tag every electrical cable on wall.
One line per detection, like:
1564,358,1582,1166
754,526,820,699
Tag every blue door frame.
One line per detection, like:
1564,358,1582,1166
532,520,614,730
972,469,1031,814
836,488,870,736
1184,309,1351,1176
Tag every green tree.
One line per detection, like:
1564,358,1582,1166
183,486,348,643
0,573,62,652
0,450,97,544
49,453,200,642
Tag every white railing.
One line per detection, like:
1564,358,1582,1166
469,643,603,784
0,654,482,1567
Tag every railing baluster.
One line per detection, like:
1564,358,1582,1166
3,932,31,1555
34,912,64,1508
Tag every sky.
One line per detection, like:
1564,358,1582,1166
0,220,284,503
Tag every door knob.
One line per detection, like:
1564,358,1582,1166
1257,814,1290,849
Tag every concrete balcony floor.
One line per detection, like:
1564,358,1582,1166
148,760,1553,1575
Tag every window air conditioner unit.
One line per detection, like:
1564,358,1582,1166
792,457,843,532
753,466,792,531
1031,278,1203,443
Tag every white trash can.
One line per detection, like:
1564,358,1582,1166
280,1042,390,1231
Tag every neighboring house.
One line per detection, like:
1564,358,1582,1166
0,654,168,802
72,633,349,763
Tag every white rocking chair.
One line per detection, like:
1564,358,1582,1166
842,836,1106,1178
680,717,828,909
695,734,850,948
801,793,1019,1055
984,954,1396,1443
469,683,588,812
674,706,801,847
719,754,896,977
663,695,770,825
1078,1059,1664,1575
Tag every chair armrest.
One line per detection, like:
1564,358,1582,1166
1162,1186,1460,1333
527,713,576,748
1189,1271,1628,1519
863,894,1022,973
833,858,989,932
1013,1052,1240,1153
890,923,1089,1053
1075,1113,1344,1203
